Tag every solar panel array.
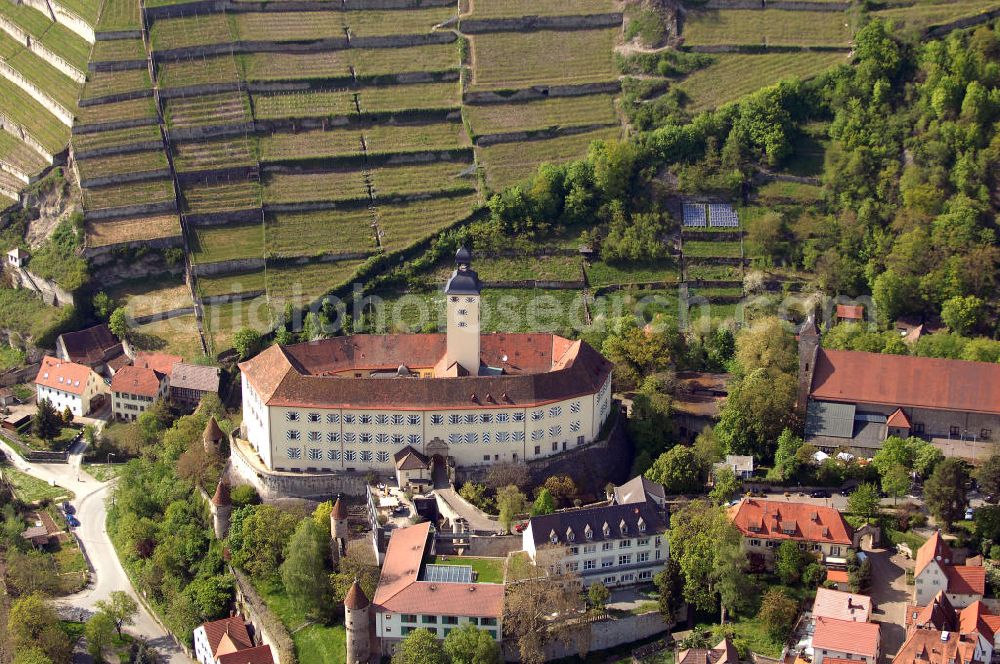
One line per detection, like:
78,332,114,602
708,203,739,227
424,564,474,584
682,202,706,227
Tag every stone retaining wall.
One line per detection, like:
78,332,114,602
687,43,850,53
683,255,745,265
79,167,171,189
231,567,296,664
703,0,849,9
77,88,153,107
484,279,585,289
81,233,184,258
476,122,619,146
0,61,74,125
926,7,1000,37
74,140,162,160
9,266,75,306
200,289,265,305
165,121,255,142
464,81,620,104
521,612,669,662
230,435,372,498
48,0,98,42
185,207,262,226
73,116,158,135
89,58,147,72
0,119,55,162
191,257,265,277
0,16,85,81
461,13,622,34
132,306,196,325
157,81,243,99
82,199,176,221
0,160,33,184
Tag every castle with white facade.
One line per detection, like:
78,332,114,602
236,248,614,475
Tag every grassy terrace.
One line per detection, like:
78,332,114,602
72,124,162,153
259,129,362,161
86,214,182,247
157,55,240,89
190,223,264,264
366,121,468,154
376,194,478,252
258,122,467,162
54,0,101,25
133,314,205,359
76,97,158,126
359,82,460,113
77,150,168,180
469,29,618,90
163,91,250,129
96,0,141,31
262,169,369,204
240,44,458,82
90,39,145,63
8,48,81,110
105,275,192,318
465,94,618,135
681,9,853,47
683,240,742,258
198,270,266,298
471,255,581,282
0,3,92,71
172,136,256,172
756,180,824,205
233,12,346,41
253,90,354,120
267,259,366,301
0,77,69,153
266,209,377,257
149,13,233,51
2,464,73,503
256,580,346,664
469,0,613,19
181,179,261,213
353,44,458,77
202,297,272,353
873,0,1000,32
477,126,620,190
586,260,678,287
82,68,152,100
372,160,475,198
343,8,456,37
0,131,48,176
677,51,847,112
83,177,175,210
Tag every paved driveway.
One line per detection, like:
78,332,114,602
865,545,913,661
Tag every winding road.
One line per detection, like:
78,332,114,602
1,438,190,663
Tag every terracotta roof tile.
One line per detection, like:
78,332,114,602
217,645,273,664
111,365,163,397
211,481,231,506
826,570,849,584
812,588,872,622
886,408,911,428
915,532,953,576
909,592,957,632
344,579,369,610
200,617,252,656
812,617,879,658
945,565,986,596
811,349,1000,415
959,601,995,643
35,356,93,396
134,352,182,375
727,499,853,545
331,497,347,520
894,629,981,664
836,305,864,320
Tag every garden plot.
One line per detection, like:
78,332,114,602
476,126,620,190
358,82,461,114
234,11,346,42
72,124,163,154
469,255,582,282
0,77,69,153
755,180,824,206
164,91,251,129
681,10,853,47
83,178,175,210
260,122,468,162
585,260,678,287
190,223,265,264
133,314,205,361
85,214,182,247
259,129,363,162
198,270,265,298
375,194,479,252
90,39,145,64
0,132,48,177
158,55,240,89
371,160,476,199
76,150,168,181
76,97,158,127
97,0,141,31
677,52,847,112
265,209,378,258
343,7,456,37
172,136,256,172
149,13,233,51
469,29,618,90
105,275,192,319
266,258,367,302
263,170,369,204
464,94,618,135
873,0,1000,32
253,90,355,121
479,288,587,333
181,178,262,214
8,48,81,110
683,240,742,259
469,0,614,19
82,68,152,101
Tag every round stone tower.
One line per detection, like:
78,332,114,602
203,416,226,456
344,579,371,664
330,496,349,562
210,480,232,540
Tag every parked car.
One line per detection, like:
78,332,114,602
840,485,858,496
62,501,74,515
810,489,831,498
66,514,80,528
514,522,527,534
965,507,975,520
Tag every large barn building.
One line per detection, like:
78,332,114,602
237,249,614,474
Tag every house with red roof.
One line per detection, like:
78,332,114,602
110,352,182,421
896,592,994,664
727,499,854,569
34,355,109,417
798,322,1000,457
914,532,986,608
193,616,272,664
835,304,865,323
372,521,504,657
812,587,872,623
813,616,880,664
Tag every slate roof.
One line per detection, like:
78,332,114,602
239,334,612,410
170,362,220,393
810,349,1000,415
526,500,668,548
35,356,92,396
728,499,853,545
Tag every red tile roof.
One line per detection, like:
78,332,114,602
812,588,872,622
200,617,253,657
908,592,957,633
238,334,612,410
331,497,347,520
836,304,864,320
344,579,369,610
35,356,93,395
886,408,911,428
727,499,853,545
826,570,849,584
111,365,163,397
217,645,273,664
372,522,504,618
960,601,995,643
812,617,880,658
915,531,953,576
894,629,981,664
810,349,1000,415
945,565,986,596
134,352,182,375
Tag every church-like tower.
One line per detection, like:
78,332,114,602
444,246,482,375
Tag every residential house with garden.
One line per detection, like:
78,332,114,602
727,499,854,570
34,355,109,417
111,365,169,421
522,479,670,588
712,455,754,481
812,587,872,623
372,521,504,657
913,532,985,608
813,616,880,664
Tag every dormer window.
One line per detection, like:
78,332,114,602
584,525,593,540
602,522,610,538
620,519,628,536
549,529,558,545
566,528,574,542
637,517,646,532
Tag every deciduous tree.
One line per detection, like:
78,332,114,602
925,458,969,530
530,489,555,516
95,591,138,639
443,623,502,664
709,467,741,504
645,445,704,494
975,454,1000,501
85,611,115,662
587,582,610,611
757,588,798,640
280,519,332,620
392,628,447,664
847,483,882,523
496,485,528,533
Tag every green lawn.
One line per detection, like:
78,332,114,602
586,260,678,287
0,344,25,372
257,579,346,664
83,463,125,482
23,427,79,452
428,555,505,584
2,464,74,503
